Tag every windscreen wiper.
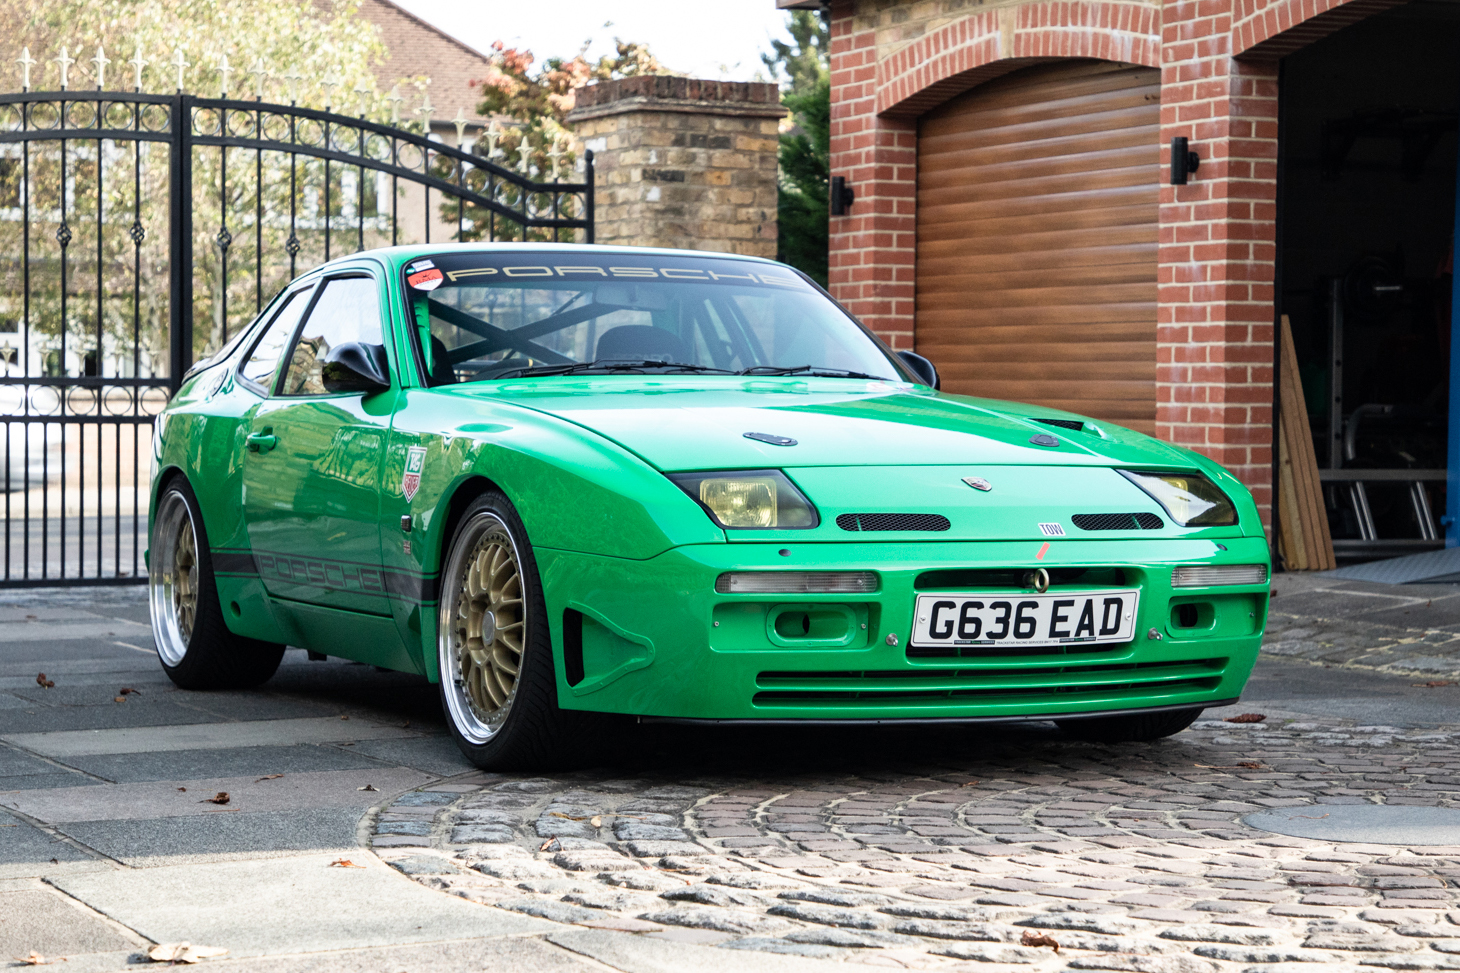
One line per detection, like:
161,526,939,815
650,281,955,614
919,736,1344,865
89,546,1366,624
738,365,883,380
492,359,736,379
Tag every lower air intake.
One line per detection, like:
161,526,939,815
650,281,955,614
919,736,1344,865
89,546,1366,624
836,513,951,532
1072,512,1164,531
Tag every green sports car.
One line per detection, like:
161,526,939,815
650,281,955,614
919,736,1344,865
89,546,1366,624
148,244,1270,768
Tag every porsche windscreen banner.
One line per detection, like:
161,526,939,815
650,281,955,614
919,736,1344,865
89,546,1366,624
403,253,811,293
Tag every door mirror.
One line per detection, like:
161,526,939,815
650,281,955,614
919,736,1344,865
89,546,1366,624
321,342,390,394
897,350,940,390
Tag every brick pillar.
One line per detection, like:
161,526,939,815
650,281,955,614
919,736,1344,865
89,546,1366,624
567,77,782,256
1157,3,1280,525
828,0,918,351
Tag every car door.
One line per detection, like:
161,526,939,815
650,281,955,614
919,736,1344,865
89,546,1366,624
241,271,397,616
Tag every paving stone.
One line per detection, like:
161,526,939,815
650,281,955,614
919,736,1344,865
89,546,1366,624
1159,925,1281,945
638,905,791,936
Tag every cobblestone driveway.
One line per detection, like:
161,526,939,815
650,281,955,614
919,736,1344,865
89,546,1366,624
374,716,1460,971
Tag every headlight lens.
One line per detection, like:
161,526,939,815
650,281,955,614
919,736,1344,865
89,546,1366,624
1119,470,1238,527
667,470,819,529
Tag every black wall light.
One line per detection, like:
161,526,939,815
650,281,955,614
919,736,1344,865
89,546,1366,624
1170,136,1201,185
830,175,856,216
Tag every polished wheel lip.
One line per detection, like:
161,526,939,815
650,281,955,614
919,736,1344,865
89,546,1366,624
439,510,526,746
149,489,198,668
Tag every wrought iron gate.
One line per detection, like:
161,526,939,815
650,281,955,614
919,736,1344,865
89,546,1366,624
0,84,593,587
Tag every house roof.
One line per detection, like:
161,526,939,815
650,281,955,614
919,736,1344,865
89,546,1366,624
357,0,492,123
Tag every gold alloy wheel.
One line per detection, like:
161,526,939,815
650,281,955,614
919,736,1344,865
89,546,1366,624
447,518,525,738
173,515,198,642
149,488,200,668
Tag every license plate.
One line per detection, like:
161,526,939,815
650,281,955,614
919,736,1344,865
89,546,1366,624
910,590,1140,648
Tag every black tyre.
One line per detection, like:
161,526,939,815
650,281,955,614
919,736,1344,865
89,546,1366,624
437,491,599,770
149,477,285,690
1056,706,1202,743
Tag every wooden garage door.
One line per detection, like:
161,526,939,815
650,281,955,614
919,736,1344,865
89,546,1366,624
916,61,1161,434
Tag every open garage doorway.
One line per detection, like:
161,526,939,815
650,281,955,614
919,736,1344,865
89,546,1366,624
1277,2,1460,561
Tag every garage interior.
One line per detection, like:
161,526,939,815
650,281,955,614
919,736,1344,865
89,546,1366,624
1278,2,1460,561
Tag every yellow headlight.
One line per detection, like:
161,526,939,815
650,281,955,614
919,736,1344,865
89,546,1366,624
700,477,778,528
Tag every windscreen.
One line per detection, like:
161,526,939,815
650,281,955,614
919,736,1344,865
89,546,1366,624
401,252,905,385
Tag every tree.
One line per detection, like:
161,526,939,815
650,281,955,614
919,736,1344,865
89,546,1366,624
473,38,672,180
762,11,830,287
4,0,390,368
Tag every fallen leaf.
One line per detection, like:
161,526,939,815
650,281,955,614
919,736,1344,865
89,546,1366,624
1225,713,1266,723
119,687,141,695
1020,931,1060,953
114,696,127,703
357,784,378,792
147,942,228,964
549,812,587,821
589,815,603,828
177,787,186,792
1236,761,1263,769
255,775,284,782
35,673,54,689
540,836,560,852
339,715,350,721
328,858,365,868
200,792,229,805
16,951,49,965
960,780,980,787
1413,680,1457,688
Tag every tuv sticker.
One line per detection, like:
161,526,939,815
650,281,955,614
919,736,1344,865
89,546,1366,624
402,446,427,501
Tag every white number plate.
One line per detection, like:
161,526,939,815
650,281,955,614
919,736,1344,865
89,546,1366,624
910,590,1140,648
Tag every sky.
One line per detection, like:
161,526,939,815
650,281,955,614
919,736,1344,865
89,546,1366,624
389,0,797,83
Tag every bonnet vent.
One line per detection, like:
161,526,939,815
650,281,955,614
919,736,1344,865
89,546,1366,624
1071,512,1164,531
1032,417,1084,432
836,513,951,532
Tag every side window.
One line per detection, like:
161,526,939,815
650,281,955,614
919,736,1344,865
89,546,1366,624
239,288,310,390
279,276,384,396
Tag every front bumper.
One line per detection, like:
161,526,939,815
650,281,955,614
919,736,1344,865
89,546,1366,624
537,536,1269,721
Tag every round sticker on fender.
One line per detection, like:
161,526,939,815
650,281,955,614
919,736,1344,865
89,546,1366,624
407,267,443,291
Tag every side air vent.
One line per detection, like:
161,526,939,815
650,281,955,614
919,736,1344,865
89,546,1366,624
836,513,951,532
1072,512,1164,531
1033,417,1084,431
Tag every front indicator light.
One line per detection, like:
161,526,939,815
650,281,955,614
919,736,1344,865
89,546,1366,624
715,571,878,594
1172,564,1267,587
668,470,819,529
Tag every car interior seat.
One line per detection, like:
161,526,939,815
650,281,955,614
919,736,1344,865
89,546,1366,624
594,326,690,364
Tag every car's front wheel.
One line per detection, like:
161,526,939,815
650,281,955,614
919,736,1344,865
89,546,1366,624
1056,706,1202,743
438,492,595,769
150,478,285,689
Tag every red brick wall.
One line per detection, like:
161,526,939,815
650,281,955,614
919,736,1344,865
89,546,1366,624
1157,7,1280,519
829,2,918,351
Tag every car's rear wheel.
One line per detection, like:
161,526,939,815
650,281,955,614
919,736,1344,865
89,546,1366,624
438,492,595,769
149,478,285,689
1056,706,1202,743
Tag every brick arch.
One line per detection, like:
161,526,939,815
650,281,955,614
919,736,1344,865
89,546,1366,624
875,2,1161,118
1232,0,1408,59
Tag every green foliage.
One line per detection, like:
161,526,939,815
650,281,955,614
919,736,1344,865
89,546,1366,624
764,11,830,287
472,38,672,181
5,0,393,368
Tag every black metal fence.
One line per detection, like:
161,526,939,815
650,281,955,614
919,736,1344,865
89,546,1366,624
0,87,593,587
